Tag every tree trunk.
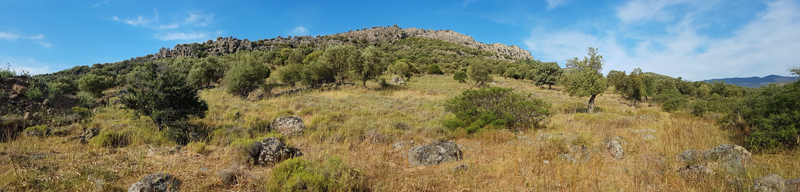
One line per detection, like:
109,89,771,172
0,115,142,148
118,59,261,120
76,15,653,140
363,80,367,88
548,84,552,89
588,94,597,113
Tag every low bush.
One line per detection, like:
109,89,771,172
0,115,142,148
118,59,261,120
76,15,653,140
453,71,467,83
443,87,550,133
90,130,130,148
427,64,443,74
267,157,365,192
662,97,688,112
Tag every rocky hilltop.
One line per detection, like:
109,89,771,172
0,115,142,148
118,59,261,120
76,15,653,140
140,26,532,62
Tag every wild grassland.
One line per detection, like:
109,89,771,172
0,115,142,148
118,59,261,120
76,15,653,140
1,74,798,191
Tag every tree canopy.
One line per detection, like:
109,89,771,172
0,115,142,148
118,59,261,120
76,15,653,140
561,47,607,113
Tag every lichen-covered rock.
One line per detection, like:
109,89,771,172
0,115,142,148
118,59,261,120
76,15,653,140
270,116,305,137
607,138,624,159
753,174,785,192
675,144,753,176
704,144,751,164
391,76,406,85
128,172,182,192
255,137,302,166
68,127,101,143
408,140,463,166
785,179,800,192
677,165,714,181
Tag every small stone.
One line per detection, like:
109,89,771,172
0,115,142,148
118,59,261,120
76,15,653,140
642,134,656,140
452,164,469,172
270,116,306,137
128,172,182,192
607,138,624,159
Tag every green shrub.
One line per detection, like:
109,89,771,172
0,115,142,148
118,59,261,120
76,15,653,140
277,64,304,87
71,107,92,119
443,87,551,133
427,64,443,74
662,97,688,112
453,71,467,83
0,63,16,78
90,130,130,148
737,82,800,151
267,157,365,192
77,74,115,98
223,60,270,97
121,63,208,129
23,125,49,136
76,91,95,106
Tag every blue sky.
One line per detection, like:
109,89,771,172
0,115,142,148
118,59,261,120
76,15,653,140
1,0,799,81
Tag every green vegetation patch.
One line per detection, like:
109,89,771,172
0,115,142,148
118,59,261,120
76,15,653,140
443,87,551,133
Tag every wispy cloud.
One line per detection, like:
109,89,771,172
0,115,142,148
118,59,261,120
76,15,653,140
545,0,566,9
158,23,179,29
89,0,109,8
0,32,44,40
185,13,213,26
36,42,53,49
125,16,149,26
154,32,208,40
288,26,309,36
525,0,800,80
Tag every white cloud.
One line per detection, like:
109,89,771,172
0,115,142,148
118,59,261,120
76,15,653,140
462,0,480,7
288,26,309,36
154,32,208,40
545,0,565,9
0,32,44,40
526,0,800,80
0,57,55,75
125,16,149,26
37,42,52,49
158,23,179,29
185,13,213,26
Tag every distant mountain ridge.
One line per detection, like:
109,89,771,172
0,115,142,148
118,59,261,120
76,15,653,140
704,75,799,88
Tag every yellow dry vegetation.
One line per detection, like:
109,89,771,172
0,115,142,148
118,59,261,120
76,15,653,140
1,74,799,191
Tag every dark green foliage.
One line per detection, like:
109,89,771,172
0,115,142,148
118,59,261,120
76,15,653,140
561,47,607,113
607,68,653,102
351,46,386,87
427,64,443,74
467,60,492,86
529,61,562,89
388,59,413,81
443,87,551,133
77,74,115,98
735,81,800,151
662,97,688,112
120,63,208,129
277,64,305,87
453,71,467,83
223,59,270,97
89,130,129,148
268,157,365,192
690,95,739,116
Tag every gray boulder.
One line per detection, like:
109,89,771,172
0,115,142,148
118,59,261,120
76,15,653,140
270,116,305,137
677,165,714,181
255,137,302,166
606,138,624,159
408,140,463,166
676,144,752,174
391,76,406,85
753,174,785,192
128,172,182,192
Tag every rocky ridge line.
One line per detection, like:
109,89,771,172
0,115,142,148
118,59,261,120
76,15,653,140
136,26,533,62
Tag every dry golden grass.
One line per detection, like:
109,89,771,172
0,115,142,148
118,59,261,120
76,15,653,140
1,74,798,191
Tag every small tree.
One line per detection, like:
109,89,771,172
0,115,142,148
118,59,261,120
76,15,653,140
223,60,270,97
530,62,563,89
350,46,386,88
467,60,492,86
388,59,412,81
561,47,607,113
443,87,551,132
277,64,305,87
121,63,208,130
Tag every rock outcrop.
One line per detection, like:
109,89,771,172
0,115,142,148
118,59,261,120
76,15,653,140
252,137,302,166
128,172,182,192
270,116,306,137
675,144,752,179
408,140,463,166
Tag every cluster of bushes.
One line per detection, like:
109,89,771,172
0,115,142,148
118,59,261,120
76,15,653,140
722,77,800,151
442,87,551,133
499,59,563,89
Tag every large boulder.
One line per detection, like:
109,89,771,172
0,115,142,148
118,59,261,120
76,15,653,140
128,172,182,192
254,137,302,166
408,140,463,166
270,116,305,137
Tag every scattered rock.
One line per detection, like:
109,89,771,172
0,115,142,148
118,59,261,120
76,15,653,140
452,164,469,172
392,140,414,150
12,84,27,95
217,165,243,186
408,140,463,166
128,172,182,192
642,134,656,141
9,94,18,99
753,174,785,192
24,130,44,137
23,112,31,120
42,99,49,106
677,165,714,181
607,138,624,159
254,137,302,166
69,127,101,143
270,116,306,137
676,150,706,163
391,76,406,85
